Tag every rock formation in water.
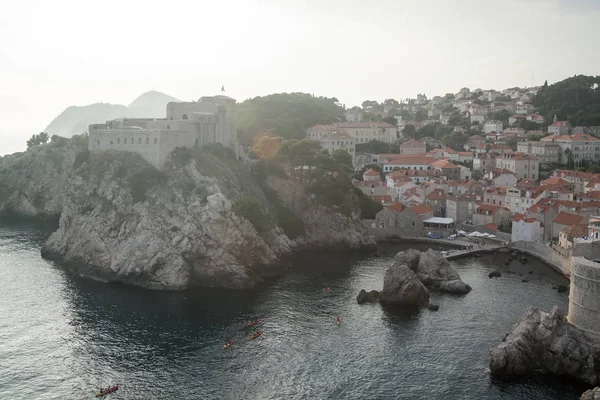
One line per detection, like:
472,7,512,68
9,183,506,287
394,248,421,271
379,263,430,307
1,140,375,290
582,387,600,400
356,289,380,304
489,306,600,385
395,248,471,294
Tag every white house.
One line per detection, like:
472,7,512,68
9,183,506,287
470,114,486,124
488,168,518,187
511,213,544,242
484,120,503,134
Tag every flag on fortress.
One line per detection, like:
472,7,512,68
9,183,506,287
221,85,225,92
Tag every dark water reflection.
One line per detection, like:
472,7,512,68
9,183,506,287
0,221,587,399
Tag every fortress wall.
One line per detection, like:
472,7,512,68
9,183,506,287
569,256,600,337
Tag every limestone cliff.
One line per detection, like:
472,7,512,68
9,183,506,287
0,141,375,290
0,140,85,219
489,306,600,385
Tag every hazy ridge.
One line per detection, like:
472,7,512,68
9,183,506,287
44,91,180,137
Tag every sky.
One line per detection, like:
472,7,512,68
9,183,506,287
1,0,599,154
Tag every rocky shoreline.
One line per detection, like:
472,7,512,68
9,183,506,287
489,306,600,386
0,143,376,290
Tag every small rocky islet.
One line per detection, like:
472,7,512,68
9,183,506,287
356,248,471,307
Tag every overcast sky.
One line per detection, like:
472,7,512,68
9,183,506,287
1,0,599,153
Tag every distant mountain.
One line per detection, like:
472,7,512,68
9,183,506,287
44,91,180,137
127,91,181,118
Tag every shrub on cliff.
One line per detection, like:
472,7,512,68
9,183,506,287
128,167,166,203
233,197,273,234
354,188,383,219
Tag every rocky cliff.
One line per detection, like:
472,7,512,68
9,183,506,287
489,306,600,385
0,140,375,290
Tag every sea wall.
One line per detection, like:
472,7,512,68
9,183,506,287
569,256,600,338
509,241,570,278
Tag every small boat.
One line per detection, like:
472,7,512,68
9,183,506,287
95,385,119,397
250,330,263,339
336,318,341,326
222,340,234,350
248,318,262,326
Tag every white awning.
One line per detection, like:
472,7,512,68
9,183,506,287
423,217,454,225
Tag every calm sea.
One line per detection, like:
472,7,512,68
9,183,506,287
0,219,586,399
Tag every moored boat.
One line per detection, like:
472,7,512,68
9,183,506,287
222,340,234,350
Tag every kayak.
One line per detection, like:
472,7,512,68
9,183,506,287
222,340,234,350
95,385,118,397
248,318,262,326
336,320,341,326
250,330,263,339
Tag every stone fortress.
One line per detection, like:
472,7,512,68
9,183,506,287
88,94,238,169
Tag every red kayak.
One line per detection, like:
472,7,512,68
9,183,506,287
250,330,263,339
95,385,119,397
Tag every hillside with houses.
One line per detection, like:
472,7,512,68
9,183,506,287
303,75,600,258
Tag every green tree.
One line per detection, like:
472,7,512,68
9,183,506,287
414,110,428,122
26,132,49,149
589,164,600,173
233,197,273,234
444,132,467,151
471,170,483,180
287,139,321,181
507,138,518,151
236,93,344,145
399,109,413,122
518,119,540,131
534,75,600,126
362,100,380,109
487,110,512,127
402,124,417,139
331,149,353,167
383,115,398,126
564,148,575,169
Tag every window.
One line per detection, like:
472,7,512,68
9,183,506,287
117,138,120,144
138,138,141,144
154,138,158,144
146,138,149,144
131,138,134,144
412,222,415,226
97,141,100,145
110,141,113,144
182,114,188,119
124,138,127,144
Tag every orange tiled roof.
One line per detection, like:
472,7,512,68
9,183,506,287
553,211,584,226
541,177,571,186
426,189,447,200
386,203,404,213
364,168,380,177
475,203,509,215
430,159,459,169
561,224,588,238
410,204,433,215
